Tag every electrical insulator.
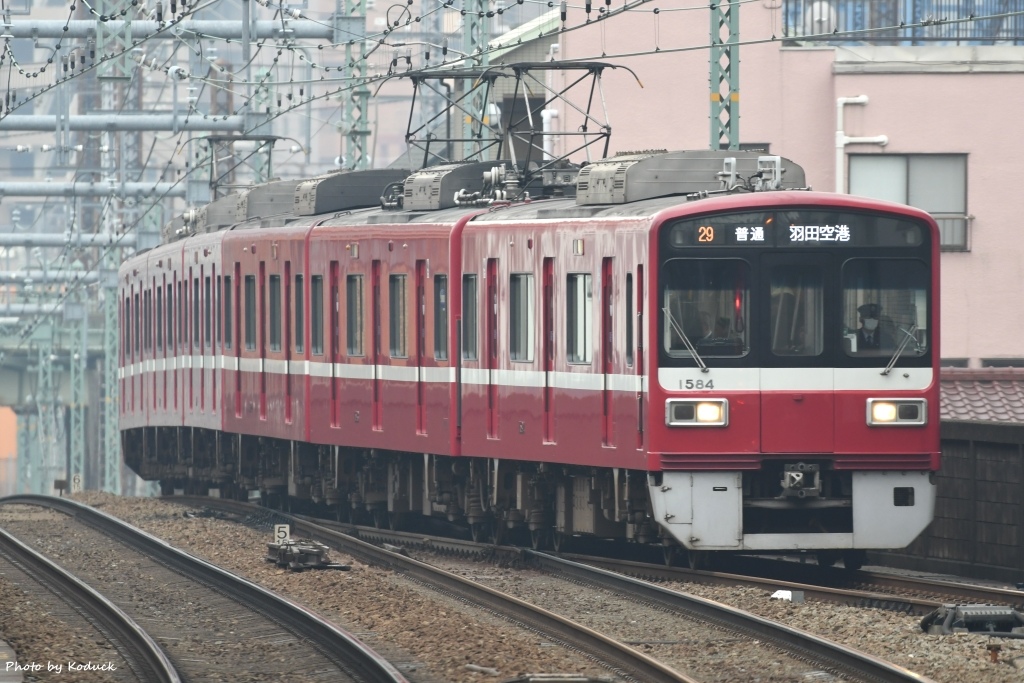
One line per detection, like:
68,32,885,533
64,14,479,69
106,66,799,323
442,37,448,56
585,0,591,15
560,0,567,22
171,0,176,13
156,2,163,22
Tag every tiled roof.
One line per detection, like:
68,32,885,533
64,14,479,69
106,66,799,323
940,369,1024,424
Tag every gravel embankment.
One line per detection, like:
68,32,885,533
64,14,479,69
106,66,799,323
5,493,1021,683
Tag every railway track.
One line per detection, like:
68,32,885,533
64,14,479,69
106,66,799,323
0,525,179,683
165,495,936,683
0,495,409,683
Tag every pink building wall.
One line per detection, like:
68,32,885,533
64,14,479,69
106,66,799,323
558,4,1024,366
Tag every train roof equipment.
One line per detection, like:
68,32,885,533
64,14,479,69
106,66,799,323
575,150,806,205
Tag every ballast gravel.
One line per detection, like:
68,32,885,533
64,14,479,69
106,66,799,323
1,493,1019,683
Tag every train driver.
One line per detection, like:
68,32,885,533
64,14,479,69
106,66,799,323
855,303,891,351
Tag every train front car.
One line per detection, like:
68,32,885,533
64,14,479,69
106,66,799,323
643,165,939,568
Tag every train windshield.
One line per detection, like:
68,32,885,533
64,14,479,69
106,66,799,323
841,259,929,358
661,259,750,359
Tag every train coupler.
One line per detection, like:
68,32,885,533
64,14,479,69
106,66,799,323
780,462,821,499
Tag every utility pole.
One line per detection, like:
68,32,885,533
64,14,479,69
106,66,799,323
463,0,490,161
341,0,370,169
710,1,739,150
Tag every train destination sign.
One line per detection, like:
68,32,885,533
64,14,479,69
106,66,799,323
667,210,925,249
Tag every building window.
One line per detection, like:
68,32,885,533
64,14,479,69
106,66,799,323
347,275,364,356
981,358,1024,368
849,154,969,251
389,274,407,357
940,358,969,368
269,275,281,352
462,275,478,360
509,273,534,361
567,273,593,363
434,275,448,360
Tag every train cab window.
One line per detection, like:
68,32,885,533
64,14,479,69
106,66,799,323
510,273,534,362
462,274,478,360
567,273,593,364
842,259,928,358
269,274,282,352
389,274,407,358
223,276,232,349
769,265,823,357
346,275,363,355
244,275,256,351
661,260,750,359
434,275,448,360
295,274,304,353
311,275,324,355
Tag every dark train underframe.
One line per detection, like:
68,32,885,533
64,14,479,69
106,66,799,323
123,426,861,554
123,425,663,548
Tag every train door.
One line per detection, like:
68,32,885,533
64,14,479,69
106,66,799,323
415,260,426,434
601,258,613,447
634,266,645,450
259,261,267,420
486,258,498,439
330,261,340,428
760,253,834,453
542,258,554,443
285,262,293,424
371,260,382,430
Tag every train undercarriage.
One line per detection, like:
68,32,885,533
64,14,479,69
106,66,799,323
122,426,662,552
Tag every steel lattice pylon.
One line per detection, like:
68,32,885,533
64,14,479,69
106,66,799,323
342,0,370,169
710,0,739,151
102,255,121,495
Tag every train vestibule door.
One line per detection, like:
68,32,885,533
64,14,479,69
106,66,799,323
759,253,834,453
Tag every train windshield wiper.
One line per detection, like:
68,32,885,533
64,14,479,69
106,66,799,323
881,323,918,376
663,307,708,372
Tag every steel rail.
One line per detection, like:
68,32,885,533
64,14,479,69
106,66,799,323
0,495,409,683
165,496,698,683
0,525,181,683
527,551,936,683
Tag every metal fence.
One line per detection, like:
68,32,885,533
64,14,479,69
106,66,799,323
784,0,1024,45
874,420,1024,583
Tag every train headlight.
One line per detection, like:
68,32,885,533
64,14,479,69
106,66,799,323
866,399,927,426
666,399,729,427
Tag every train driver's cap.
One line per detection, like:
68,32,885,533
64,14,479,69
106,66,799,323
857,303,881,318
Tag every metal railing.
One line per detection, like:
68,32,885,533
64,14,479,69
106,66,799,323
934,213,972,251
784,0,1024,45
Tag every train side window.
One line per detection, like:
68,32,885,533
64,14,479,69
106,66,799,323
509,273,534,362
244,275,256,351
124,296,131,357
156,287,163,351
567,273,593,364
177,281,183,350
134,292,141,355
269,274,282,352
223,276,232,349
204,275,212,347
215,275,221,347
193,277,201,346
311,275,324,355
346,274,363,355
389,274,407,358
295,274,304,353
166,284,174,352
462,274,478,360
434,275,448,360
144,289,152,351
625,274,634,367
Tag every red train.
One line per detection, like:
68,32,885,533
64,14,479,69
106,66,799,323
120,150,940,567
